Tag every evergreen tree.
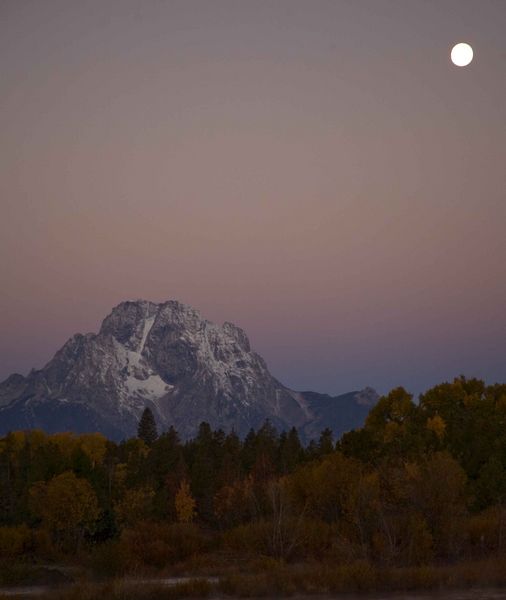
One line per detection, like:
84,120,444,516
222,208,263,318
242,428,258,472
137,407,158,446
318,428,334,456
279,427,304,473
252,420,278,482
218,430,243,486
189,422,218,522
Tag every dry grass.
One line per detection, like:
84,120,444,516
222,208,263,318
3,556,506,599
6,578,213,600
217,556,506,597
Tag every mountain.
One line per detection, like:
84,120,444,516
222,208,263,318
299,387,379,440
0,300,378,440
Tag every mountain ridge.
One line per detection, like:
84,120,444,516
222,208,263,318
0,299,378,440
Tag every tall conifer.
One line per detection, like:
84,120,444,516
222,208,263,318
137,407,158,446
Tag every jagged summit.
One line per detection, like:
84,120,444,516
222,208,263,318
0,299,378,440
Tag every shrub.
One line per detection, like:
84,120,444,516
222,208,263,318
89,540,130,578
121,521,208,569
467,506,505,556
325,560,377,592
222,520,271,556
0,525,31,559
31,528,55,559
222,517,333,561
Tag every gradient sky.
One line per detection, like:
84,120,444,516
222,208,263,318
1,0,505,397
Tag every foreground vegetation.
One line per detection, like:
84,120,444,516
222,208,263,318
1,376,506,595
3,557,506,599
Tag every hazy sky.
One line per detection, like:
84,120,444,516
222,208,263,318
1,0,505,397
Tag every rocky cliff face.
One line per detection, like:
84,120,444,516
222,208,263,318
0,300,377,440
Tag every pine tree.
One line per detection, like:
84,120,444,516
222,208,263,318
190,422,217,522
318,428,334,456
279,427,304,473
137,407,158,446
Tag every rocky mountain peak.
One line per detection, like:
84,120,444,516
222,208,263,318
0,299,378,440
99,300,158,347
222,322,251,352
354,386,380,406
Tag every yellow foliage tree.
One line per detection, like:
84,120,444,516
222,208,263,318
214,476,254,527
115,486,155,526
426,414,446,440
402,452,467,557
48,432,78,459
79,433,107,467
29,471,100,549
175,480,196,523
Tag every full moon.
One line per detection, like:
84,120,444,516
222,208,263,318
451,42,474,67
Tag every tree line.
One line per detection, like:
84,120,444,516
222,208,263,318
1,376,506,572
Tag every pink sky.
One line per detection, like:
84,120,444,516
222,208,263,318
1,1,505,396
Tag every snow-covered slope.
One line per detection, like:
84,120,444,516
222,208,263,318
0,300,378,440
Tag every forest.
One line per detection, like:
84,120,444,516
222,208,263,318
2,376,506,598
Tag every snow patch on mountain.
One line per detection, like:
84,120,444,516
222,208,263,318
125,374,172,399
138,315,155,354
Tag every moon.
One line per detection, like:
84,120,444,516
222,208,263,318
451,43,474,67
